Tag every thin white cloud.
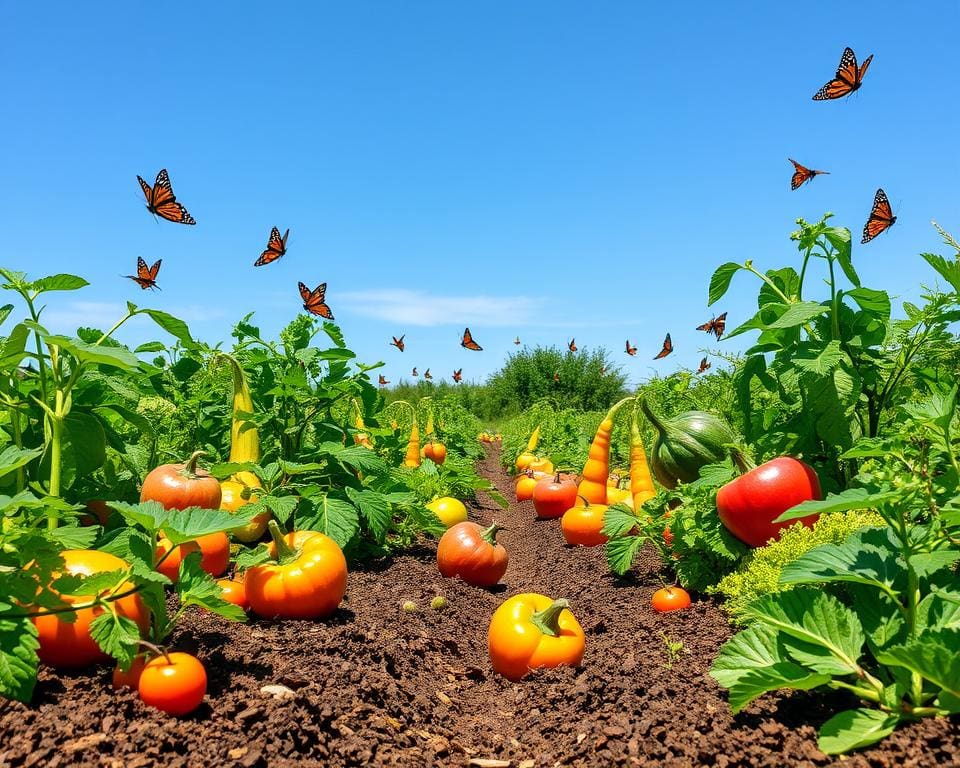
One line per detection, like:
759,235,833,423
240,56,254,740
339,289,543,327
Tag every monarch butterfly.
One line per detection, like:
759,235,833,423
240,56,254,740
298,282,334,319
424,368,433,380
390,335,405,352
696,312,727,340
789,159,830,190
125,257,162,290
137,169,196,225
461,328,483,351
412,367,418,377
812,47,873,101
625,340,638,356
568,338,577,352
653,333,673,360
452,368,463,383
862,188,897,243
698,357,711,374
254,227,289,266
553,372,560,382
378,374,389,387
513,336,521,345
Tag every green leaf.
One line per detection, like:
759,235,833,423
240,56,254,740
708,262,742,306
849,584,906,654
0,304,13,329
40,412,107,491
255,495,297,526
31,274,89,293
42,335,139,370
160,506,256,546
774,490,898,523
176,553,246,623
778,527,902,591
765,301,828,329
314,443,388,475
792,340,843,376
0,445,41,480
817,709,900,754
604,535,646,576
89,611,141,669
306,496,359,549
133,341,167,354
825,227,860,288
45,524,99,550
880,630,960,695
744,590,864,675
405,503,447,537
94,403,155,437
908,551,960,579
710,624,830,713
920,252,960,293
846,287,891,318
0,323,30,367
602,504,642,538
235,544,272,569
57,569,127,597
346,488,392,542
138,308,194,346
0,617,39,702
109,500,169,534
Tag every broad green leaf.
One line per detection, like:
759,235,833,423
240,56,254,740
710,624,830,713
235,544,272,569
405,503,447,537
139,308,194,346
31,274,89,293
40,411,107,491
251,494,297,525
817,709,899,754
774,490,898,522
94,403,155,437
0,304,13,328
0,617,39,703
0,322,30,367
792,340,843,376
57,569,128,596
346,488,392,542
846,287,891,318
824,227,860,288
45,524,99,550
920,252,960,293
315,442,388,474
176,553,246,623
708,262,742,306
160,506,256,546
765,301,828,329
43,335,139,370
908,551,960,579
602,504,642,538
604,535,646,576
744,590,864,675
317,348,355,362
0,445,41,480
779,527,902,590
134,341,167,354
89,611,141,669
110,500,169,534
880,630,960,694
308,496,359,548
848,584,906,654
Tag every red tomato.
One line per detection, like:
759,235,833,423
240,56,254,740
423,441,447,465
651,586,691,612
532,472,578,519
437,522,508,587
156,532,230,582
138,652,207,716
80,500,112,527
217,578,249,610
34,550,148,668
716,457,821,547
140,451,221,511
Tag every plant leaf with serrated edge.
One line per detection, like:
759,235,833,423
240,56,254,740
57,570,127,597
0,618,39,702
31,274,89,292
235,544,272,569
817,709,900,755
346,487,392,542
605,535,646,576
304,496,359,548
774,491,899,523
46,525,99,550
765,301,828,329
89,611,141,669
602,504,641,538
778,527,902,590
176,553,246,623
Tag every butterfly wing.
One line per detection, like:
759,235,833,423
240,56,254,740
568,339,576,352
653,333,673,360
300,282,334,318
813,47,867,100
254,227,287,266
626,339,637,356
145,169,196,224
789,158,812,190
713,312,727,339
698,357,711,373
147,259,162,281
461,328,483,351
861,188,896,243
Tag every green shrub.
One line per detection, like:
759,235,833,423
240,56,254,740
711,510,885,623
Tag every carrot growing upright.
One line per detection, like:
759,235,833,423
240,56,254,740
629,405,656,509
403,403,421,468
578,397,634,504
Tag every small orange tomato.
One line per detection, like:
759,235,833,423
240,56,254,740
561,498,608,547
437,522,508,587
140,451,222,511
156,532,230,582
515,472,538,502
424,441,447,465
515,452,536,473
138,652,207,716
651,586,691,612
217,578,249,610
112,656,147,690
488,594,585,681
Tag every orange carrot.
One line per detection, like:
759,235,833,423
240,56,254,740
404,411,421,468
578,397,633,504
629,406,656,509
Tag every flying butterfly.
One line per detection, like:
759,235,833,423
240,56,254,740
698,357,711,374
861,188,897,243
254,227,289,266
789,158,830,190
424,368,433,380
460,328,483,351
298,282,334,319
625,339,638,356
378,374,390,387
137,169,196,225
390,335,406,352
125,257,162,290
653,333,673,360
412,367,418,377
452,368,463,383
568,338,577,352
812,47,873,101
513,336,521,345
696,312,727,340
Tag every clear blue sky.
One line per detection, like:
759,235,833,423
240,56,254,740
3,3,958,386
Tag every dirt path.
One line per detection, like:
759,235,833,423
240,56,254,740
1,446,956,767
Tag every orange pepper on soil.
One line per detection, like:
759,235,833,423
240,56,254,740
488,594,585,681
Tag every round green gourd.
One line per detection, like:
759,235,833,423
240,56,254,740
638,397,737,488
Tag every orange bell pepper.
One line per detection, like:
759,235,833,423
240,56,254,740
487,594,585,681
578,397,633,504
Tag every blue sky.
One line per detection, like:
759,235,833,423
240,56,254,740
2,3,958,386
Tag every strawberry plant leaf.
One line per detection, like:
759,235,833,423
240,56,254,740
45,525,99,550
176,552,246,623
0,618,39,703
89,611,141,669
878,630,960,694
817,709,900,755
778,527,902,589
605,534,646,576
602,504,641,538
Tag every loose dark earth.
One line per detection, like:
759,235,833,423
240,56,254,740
1,447,957,767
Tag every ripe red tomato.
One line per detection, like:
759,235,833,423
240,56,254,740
437,522,508,586
138,652,207,716
34,550,148,668
140,451,221,510
217,578,249,610
532,472,578,519
651,586,691,612
156,532,230,582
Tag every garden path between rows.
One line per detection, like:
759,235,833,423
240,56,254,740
1,445,957,767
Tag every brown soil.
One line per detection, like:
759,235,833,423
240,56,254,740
1,446,957,768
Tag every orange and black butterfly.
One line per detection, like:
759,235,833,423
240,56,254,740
452,368,463,383
696,312,727,340
513,336,521,345
412,367,418,377
653,333,673,360
698,357,711,374
137,169,196,225
125,257,162,290
423,368,433,380
625,339,638,356
298,282,334,319
812,47,873,101
460,328,483,351
254,227,289,266
390,335,405,352
378,374,389,387
861,188,897,244
553,372,560,383
568,338,577,352
789,159,829,190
